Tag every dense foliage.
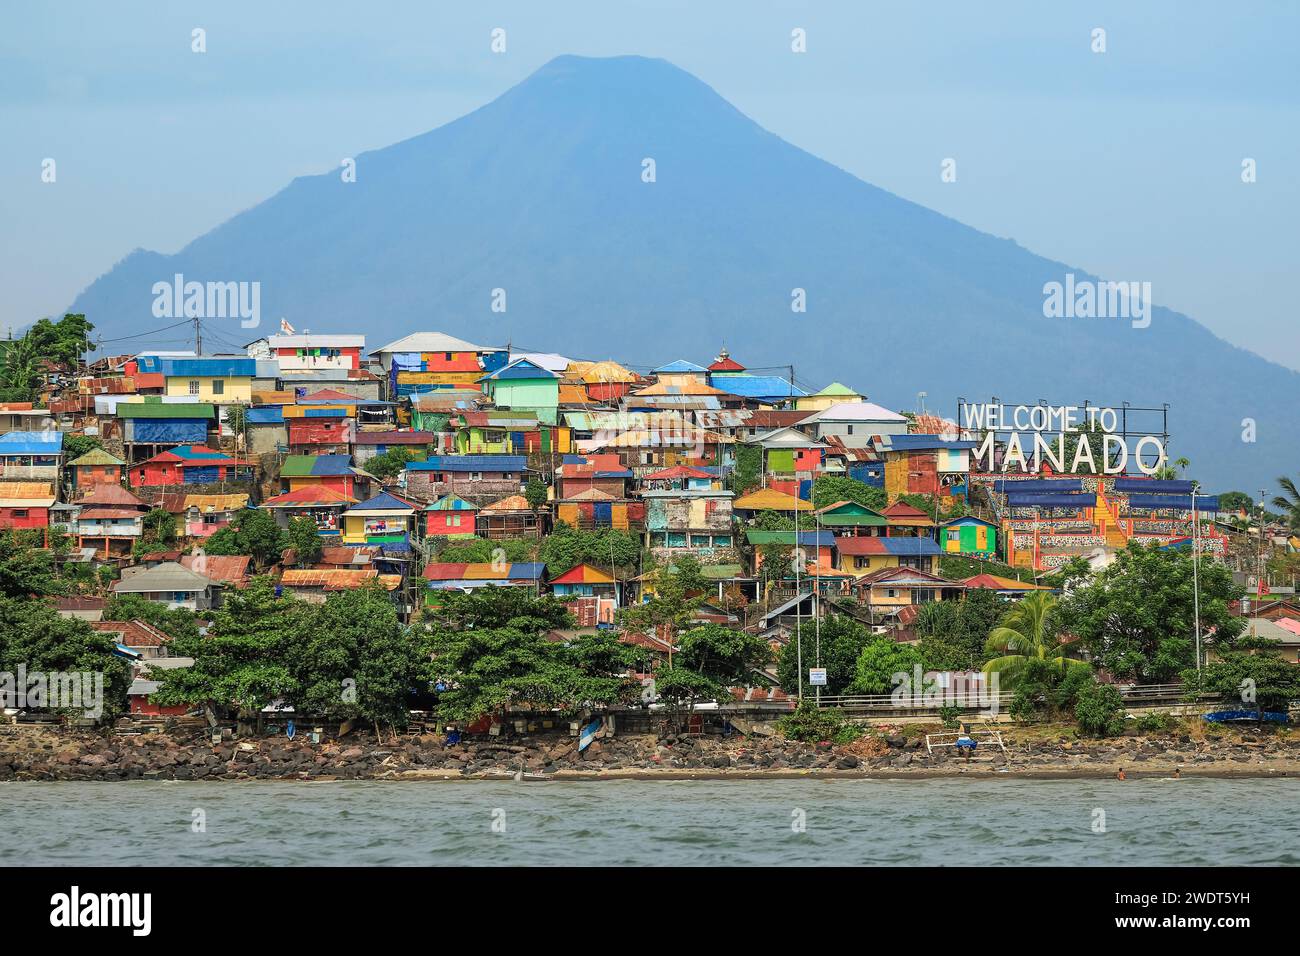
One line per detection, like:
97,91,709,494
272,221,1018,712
1054,542,1244,681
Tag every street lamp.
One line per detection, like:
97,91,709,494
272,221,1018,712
1191,485,1201,672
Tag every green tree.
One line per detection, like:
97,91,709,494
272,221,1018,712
775,613,872,697
62,434,104,461
365,447,421,480
618,557,705,653
438,536,536,564
983,591,1091,687
810,474,887,511
1073,678,1124,736
915,588,1007,671
284,516,324,566
152,576,311,723
26,313,93,367
1181,651,1300,714
421,589,581,721
0,598,131,723
0,529,63,598
203,508,286,566
1054,542,1244,681
728,443,762,495
524,477,548,511
140,508,177,548
537,521,640,576
850,635,925,695
289,584,419,733
104,594,201,642
1270,475,1300,532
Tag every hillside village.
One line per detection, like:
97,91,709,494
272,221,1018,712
2,315,1299,729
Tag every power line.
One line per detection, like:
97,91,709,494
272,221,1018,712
96,319,193,343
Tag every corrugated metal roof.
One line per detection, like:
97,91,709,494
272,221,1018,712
409,455,527,473
115,402,215,419
280,454,355,476
162,357,256,378
835,536,944,556
0,431,63,455
745,530,835,546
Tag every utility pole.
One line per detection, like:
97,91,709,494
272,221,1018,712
194,315,203,355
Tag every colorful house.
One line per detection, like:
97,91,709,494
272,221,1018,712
795,382,865,413
556,454,634,499
424,495,479,538
880,434,975,504
279,568,402,604
746,530,837,573
478,359,561,425
651,359,709,388
882,501,937,537
476,494,544,539
0,482,56,536
116,401,216,449
286,412,355,455
799,402,909,448
75,484,149,557
0,431,63,481
342,492,418,546
835,535,944,575
259,486,357,536
128,445,253,487
68,447,126,489
370,332,506,398
450,410,572,455
555,488,646,531
640,465,716,491
279,454,366,497
753,426,826,476
642,488,736,560
733,487,812,516
112,561,219,610
549,563,620,624
352,431,435,468
960,573,1049,598
403,455,526,503
562,360,639,404
264,334,364,372
813,500,887,536
851,566,966,617
176,493,249,539
940,516,999,557
704,349,806,404
160,357,256,404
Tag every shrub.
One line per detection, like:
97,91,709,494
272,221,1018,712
1135,711,1172,733
1074,679,1125,737
938,704,961,729
777,702,856,743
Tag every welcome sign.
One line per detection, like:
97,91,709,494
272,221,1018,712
960,402,1168,475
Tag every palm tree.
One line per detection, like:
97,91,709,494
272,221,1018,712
1271,475,1300,532
981,591,1090,687
1174,456,1190,476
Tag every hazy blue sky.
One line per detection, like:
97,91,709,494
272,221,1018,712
4,1,1297,365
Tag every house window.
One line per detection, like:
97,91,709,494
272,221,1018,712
212,380,224,395
172,592,189,602
855,556,870,569
885,588,898,598
690,534,710,547
12,510,27,518
188,380,200,395
714,535,731,547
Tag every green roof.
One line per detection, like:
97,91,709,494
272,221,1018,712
115,403,214,419
68,448,125,466
701,563,745,580
814,382,859,396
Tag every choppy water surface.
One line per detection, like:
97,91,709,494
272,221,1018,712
4,778,1297,866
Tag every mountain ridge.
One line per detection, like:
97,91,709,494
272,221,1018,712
69,54,1298,491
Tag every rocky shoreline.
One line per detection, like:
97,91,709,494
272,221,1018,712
2,724,1299,782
